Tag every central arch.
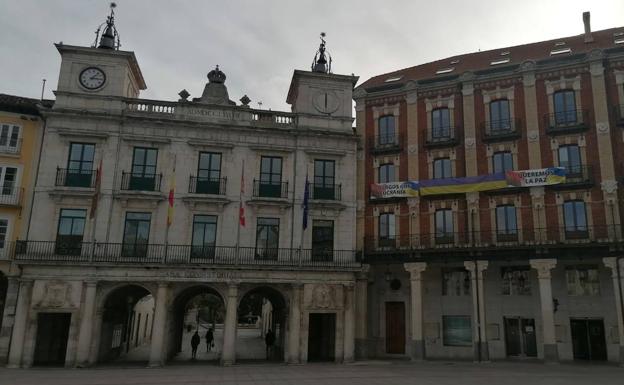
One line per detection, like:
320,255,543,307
236,285,287,362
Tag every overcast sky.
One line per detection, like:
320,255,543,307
1,0,622,111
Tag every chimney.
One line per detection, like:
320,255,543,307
583,11,594,43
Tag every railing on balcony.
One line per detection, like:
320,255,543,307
121,171,162,192
368,133,403,154
363,225,621,253
614,104,624,127
0,187,22,206
55,168,97,188
482,118,522,142
545,109,589,134
251,111,296,126
13,241,360,268
0,138,22,155
188,176,226,195
311,183,341,200
423,126,460,148
551,164,593,187
252,179,288,199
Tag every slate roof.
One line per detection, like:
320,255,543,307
0,93,53,116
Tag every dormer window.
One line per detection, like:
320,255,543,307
550,48,572,56
436,67,455,75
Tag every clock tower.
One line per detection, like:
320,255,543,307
286,34,358,133
53,4,146,111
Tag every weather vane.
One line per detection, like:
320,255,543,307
93,2,121,50
312,32,332,74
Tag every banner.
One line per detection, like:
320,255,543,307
419,173,508,196
370,181,419,199
505,167,566,187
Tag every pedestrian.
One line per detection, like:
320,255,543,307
191,331,200,359
265,329,275,360
206,327,214,352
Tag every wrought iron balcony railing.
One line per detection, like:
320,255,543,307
0,138,22,155
121,171,162,192
368,133,403,154
188,176,226,195
545,109,589,134
311,183,341,200
252,179,288,199
482,118,522,142
423,126,460,148
13,241,360,269
55,168,97,188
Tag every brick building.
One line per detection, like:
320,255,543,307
354,13,624,364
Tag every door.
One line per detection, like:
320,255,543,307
33,313,71,366
66,143,95,187
130,147,158,191
571,319,607,361
385,302,405,354
504,317,521,356
504,317,537,357
0,166,18,204
196,152,221,194
308,313,336,362
122,212,151,258
521,318,537,357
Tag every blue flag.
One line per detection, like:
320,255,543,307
302,174,309,229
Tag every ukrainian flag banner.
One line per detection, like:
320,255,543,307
419,173,508,196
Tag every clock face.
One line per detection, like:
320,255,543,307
79,67,106,90
312,90,340,114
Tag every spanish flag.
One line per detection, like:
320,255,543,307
167,166,175,227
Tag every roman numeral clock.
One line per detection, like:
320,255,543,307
79,66,107,90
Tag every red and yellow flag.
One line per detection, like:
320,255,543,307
167,168,175,227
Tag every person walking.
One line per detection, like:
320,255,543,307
191,331,200,359
265,329,275,360
205,327,214,353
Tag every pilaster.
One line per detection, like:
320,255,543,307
530,258,559,363
221,281,239,366
287,283,302,364
75,280,98,367
355,265,370,359
148,282,169,367
7,279,33,368
464,260,489,362
404,262,427,360
603,257,624,366
343,283,355,363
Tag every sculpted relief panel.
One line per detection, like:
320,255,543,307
32,280,81,310
304,283,344,310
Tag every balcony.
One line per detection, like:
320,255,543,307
482,118,522,142
423,126,460,148
13,240,360,269
55,168,96,188
121,171,162,192
311,183,341,201
0,138,22,155
614,104,624,127
544,109,589,135
189,176,226,195
0,187,22,207
549,164,593,189
368,134,403,155
252,179,288,199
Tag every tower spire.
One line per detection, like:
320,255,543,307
93,2,120,50
311,32,332,74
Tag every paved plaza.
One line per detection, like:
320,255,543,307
0,361,622,385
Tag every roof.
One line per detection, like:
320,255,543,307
0,93,53,116
358,27,624,92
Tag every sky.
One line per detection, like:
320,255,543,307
0,0,623,111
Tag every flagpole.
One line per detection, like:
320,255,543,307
235,160,245,265
88,157,103,262
164,154,176,263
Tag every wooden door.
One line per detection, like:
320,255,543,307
385,302,405,354
588,319,607,361
33,313,71,366
504,317,521,356
521,318,537,357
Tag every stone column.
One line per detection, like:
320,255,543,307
7,279,33,368
88,308,104,365
343,283,355,363
603,257,624,365
465,261,489,362
0,277,19,364
404,262,427,360
530,258,558,363
354,265,369,359
287,284,302,364
148,282,169,367
221,282,238,366
75,281,97,367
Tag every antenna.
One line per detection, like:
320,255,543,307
40,79,46,100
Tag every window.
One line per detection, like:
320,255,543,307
566,266,600,296
0,124,20,153
489,99,511,131
433,158,451,179
563,200,587,237
442,316,472,346
496,205,517,239
378,163,395,183
314,159,336,199
492,151,513,173
130,147,158,191
501,267,531,295
122,212,151,258
56,209,86,255
0,219,7,251
0,166,17,204
435,209,453,243
442,269,471,296
378,116,396,145
378,213,395,247
558,145,581,177
431,108,451,138
553,90,577,125
191,215,217,259
66,143,95,187
312,220,333,261
196,152,222,194
256,217,279,260
259,156,282,197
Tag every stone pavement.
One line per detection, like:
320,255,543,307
1,361,622,385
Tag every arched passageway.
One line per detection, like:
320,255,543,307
167,285,225,363
236,286,287,362
98,284,153,364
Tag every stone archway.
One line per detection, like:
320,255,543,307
236,285,288,362
167,284,226,363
